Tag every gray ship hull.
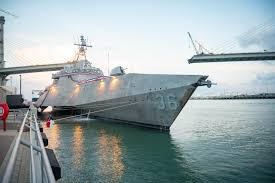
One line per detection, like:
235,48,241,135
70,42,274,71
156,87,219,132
36,73,207,129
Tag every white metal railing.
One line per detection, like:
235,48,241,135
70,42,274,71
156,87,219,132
1,107,56,183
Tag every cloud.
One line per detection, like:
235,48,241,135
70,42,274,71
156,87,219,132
255,72,275,84
238,26,275,51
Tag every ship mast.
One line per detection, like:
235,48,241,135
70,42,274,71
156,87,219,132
74,35,92,62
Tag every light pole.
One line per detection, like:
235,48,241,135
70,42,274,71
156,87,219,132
19,74,22,95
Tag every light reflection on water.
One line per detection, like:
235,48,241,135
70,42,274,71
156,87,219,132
43,99,275,183
72,126,84,169
44,120,194,183
98,130,124,181
45,123,60,151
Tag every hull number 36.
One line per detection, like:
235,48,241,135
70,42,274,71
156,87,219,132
149,93,178,110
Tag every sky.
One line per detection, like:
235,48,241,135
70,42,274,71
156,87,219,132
0,0,275,100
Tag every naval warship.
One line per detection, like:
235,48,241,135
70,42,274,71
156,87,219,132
35,36,213,130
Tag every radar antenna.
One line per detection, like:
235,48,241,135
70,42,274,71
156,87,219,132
74,35,92,61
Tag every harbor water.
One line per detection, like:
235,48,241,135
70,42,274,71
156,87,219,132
44,99,275,183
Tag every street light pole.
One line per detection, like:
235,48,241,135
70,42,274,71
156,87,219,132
19,74,21,95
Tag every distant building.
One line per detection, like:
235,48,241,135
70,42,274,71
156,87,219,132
0,86,16,102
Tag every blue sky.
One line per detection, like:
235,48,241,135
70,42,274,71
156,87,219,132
1,0,275,99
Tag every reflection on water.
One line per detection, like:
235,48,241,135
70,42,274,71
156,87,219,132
72,126,84,169
45,123,60,151
43,99,275,183
98,130,124,181
44,119,195,183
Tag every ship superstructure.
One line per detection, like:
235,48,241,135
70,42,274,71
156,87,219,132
36,36,213,130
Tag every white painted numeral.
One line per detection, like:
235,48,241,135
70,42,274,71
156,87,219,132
155,94,165,110
150,93,178,110
167,94,178,110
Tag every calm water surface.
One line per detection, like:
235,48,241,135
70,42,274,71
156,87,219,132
44,99,275,183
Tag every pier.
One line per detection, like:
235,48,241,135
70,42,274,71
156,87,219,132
0,107,60,183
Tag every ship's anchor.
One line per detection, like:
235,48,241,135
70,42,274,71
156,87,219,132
197,80,217,88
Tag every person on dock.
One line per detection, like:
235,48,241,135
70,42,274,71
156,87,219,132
46,115,55,128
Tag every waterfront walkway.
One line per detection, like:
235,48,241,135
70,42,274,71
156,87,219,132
0,131,31,182
0,109,30,182
0,107,56,183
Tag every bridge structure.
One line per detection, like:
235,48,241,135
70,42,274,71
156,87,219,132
0,63,69,85
0,16,69,87
188,51,275,64
187,18,275,64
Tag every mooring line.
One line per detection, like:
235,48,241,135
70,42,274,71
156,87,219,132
48,100,135,111
53,100,142,121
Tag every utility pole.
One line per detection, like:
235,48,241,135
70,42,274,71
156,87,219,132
0,16,4,68
0,16,5,85
107,51,110,75
19,74,22,95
